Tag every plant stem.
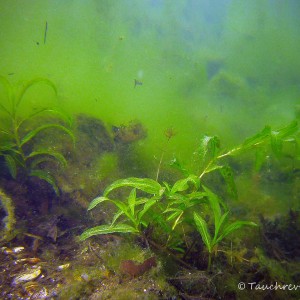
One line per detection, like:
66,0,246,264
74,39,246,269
207,252,212,271
148,239,193,270
155,149,165,181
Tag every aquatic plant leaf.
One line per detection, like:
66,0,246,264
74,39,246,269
202,185,222,228
171,246,185,253
276,120,298,139
0,140,16,151
0,76,13,115
0,102,11,116
138,198,157,221
270,131,282,157
167,193,188,202
170,175,200,194
213,211,229,243
79,224,139,241
111,210,124,225
169,157,190,176
240,126,271,151
4,154,17,178
166,210,182,222
27,150,67,168
20,108,73,128
16,78,57,109
196,135,220,161
128,189,136,215
193,212,212,253
135,198,148,206
112,200,136,225
30,169,59,195
20,124,75,146
254,147,267,172
0,129,12,136
187,191,207,202
269,122,297,157
203,164,223,174
152,212,173,234
103,177,162,196
224,126,270,158
163,206,183,214
215,221,257,245
29,156,57,169
163,181,171,193
87,196,110,210
219,165,238,200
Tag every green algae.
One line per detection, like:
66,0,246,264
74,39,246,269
0,189,16,242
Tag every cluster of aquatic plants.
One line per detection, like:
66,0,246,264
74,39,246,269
0,76,74,194
80,120,298,269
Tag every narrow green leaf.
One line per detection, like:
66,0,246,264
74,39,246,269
163,181,171,193
128,189,136,215
79,223,139,241
0,129,12,136
169,157,190,176
270,130,283,157
19,108,73,128
111,210,124,225
138,198,157,221
27,150,67,167
254,148,267,172
103,177,162,196
203,164,223,174
112,200,136,225
4,155,17,178
219,165,238,200
215,221,257,244
194,212,212,253
29,157,54,169
0,75,13,115
16,78,57,109
213,211,229,243
135,198,148,206
202,185,222,228
276,120,298,139
0,141,16,151
88,196,110,210
186,191,207,201
30,169,59,195
0,102,11,116
170,175,200,194
166,210,182,222
241,126,271,150
196,135,220,161
20,124,75,146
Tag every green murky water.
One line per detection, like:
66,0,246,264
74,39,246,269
1,1,300,299
1,1,299,151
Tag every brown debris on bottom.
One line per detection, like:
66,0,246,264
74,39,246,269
120,256,157,278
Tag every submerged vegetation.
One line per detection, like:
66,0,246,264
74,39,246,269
0,79,299,298
0,76,74,194
1,1,300,298
80,121,298,273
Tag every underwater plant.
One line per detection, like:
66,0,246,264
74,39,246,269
79,177,164,240
0,76,74,194
80,120,298,270
193,186,257,270
155,127,177,181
